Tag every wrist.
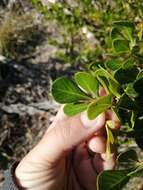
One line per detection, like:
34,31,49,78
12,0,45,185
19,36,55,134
15,157,65,190
15,159,51,190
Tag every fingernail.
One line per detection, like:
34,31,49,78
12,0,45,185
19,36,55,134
80,111,105,130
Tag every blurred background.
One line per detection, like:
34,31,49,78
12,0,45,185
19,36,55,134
0,0,143,189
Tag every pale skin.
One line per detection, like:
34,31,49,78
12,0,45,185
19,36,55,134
15,106,120,190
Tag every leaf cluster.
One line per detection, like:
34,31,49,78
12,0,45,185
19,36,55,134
31,0,143,189
51,21,143,189
31,0,143,66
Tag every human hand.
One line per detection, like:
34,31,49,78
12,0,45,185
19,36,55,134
15,107,120,190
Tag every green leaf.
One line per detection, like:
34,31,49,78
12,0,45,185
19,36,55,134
114,21,134,28
118,149,138,167
106,136,111,160
128,165,143,177
116,93,137,110
113,21,134,42
106,120,116,129
95,67,121,97
52,77,91,103
113,39,130,54
112,107,129,125
114,66,139,84
122,58,135,69
134,78,143,95
97,170,130,190
137,71,143,80
95,70,109,94
108,78,122,98
105,59,123,71
64,103,88,116
134,115,143,149
125,83,138,98
106,124,115,160
110,27,123,41
75,72,99,97
137,23,143,41
87,95,112,120
130,111,137,129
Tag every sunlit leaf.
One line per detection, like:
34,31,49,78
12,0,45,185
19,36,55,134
75,72,99,97
87,95,112,120
64,103,88,116
106,122,115,160
52,77,91,103
95,67,121,97
125,83,138,98
106,120,116,129
113,39,130,53
105,59,123,71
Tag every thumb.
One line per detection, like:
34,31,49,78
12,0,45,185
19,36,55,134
25,107,105,165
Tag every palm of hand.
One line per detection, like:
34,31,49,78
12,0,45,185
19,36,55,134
58,143,115,190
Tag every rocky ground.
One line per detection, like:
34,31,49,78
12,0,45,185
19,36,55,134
0,55,80,188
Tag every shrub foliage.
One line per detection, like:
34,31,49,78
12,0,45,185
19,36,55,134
32,0,143,189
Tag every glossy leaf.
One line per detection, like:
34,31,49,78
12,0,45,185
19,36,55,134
130,111,137,129
87,95,112,120
64,103,88,116
125,83,138,98
134,115,143,149
110,27,122,40
113,21,134,41
106,123,115,160
105,59,123,71
128,165,143,177
118,149,138,167
95,67,121,97
106,120,116,129
97,170,130,190
75,72,99,97
134,78,143,95
52,77,90,103
122,58,135,69
114,66,139,84
116,93,137,110
113,39,130,53
114,21,134,28
137,71,143,80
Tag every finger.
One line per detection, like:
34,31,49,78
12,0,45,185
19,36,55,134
99,88,106,96
88,135,106,154
93,153,116,173
74,143,90,164
73,143,97,190
23,108,106,166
